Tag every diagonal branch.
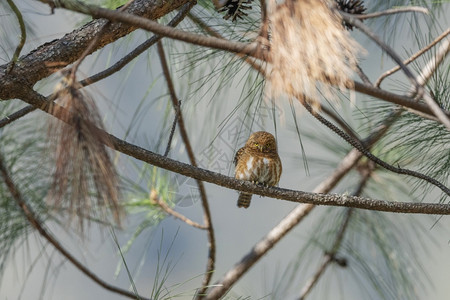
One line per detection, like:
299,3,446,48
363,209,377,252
298,162,374,300
186,11,267,76
78,1,195,88
298,95,450,197
376,29,450,87
156,41,216,297
0,153,152,300
69,0,136,80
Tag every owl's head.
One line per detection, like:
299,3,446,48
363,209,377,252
246,131,278,153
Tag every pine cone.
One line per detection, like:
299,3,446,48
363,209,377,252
335,0,366,30
218,0,253,22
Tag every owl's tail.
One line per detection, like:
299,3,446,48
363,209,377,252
237,193,252,208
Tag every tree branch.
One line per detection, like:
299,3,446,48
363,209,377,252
354,6,429,20
376,29,450,87
0,2,194,129
187,11,267,76
298,95,450,196
78,1,195,88
156,41,216,297
37,0,264,60
0,153,152,300
341,12,450,129
0,0,191,100
14,88,450,300
353,81,450,118
6,0,27,73
16,88,450,215
150,189,207,230
299,162,374,299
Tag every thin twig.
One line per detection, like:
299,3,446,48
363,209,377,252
341,12,418,86
164,99,181,157
6,0,26,73
354,6,429,20
416,37,450,86
376,29,450,87
415,39,450,129
156,42,216,298
341,13,450,129
298,162,374,300
0,153,151,300
151,189,207,230
355,64,372,86
0,105,36,128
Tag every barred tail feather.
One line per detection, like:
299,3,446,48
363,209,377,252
237,193,252,208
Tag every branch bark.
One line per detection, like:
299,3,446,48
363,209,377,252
14,88,450,215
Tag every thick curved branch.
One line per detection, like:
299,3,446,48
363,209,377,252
16,88,450,215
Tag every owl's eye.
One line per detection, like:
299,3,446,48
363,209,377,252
254,143,259,147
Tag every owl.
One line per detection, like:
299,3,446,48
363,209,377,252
234,131,282,208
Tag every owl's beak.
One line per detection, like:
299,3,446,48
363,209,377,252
258,145,264,151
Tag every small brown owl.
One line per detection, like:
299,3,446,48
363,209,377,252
234,131,282,208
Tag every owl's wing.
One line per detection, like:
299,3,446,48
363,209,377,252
234,147,245,166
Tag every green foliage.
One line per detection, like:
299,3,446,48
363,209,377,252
0,102,52,281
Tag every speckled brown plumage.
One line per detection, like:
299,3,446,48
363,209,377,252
234,131,282,208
